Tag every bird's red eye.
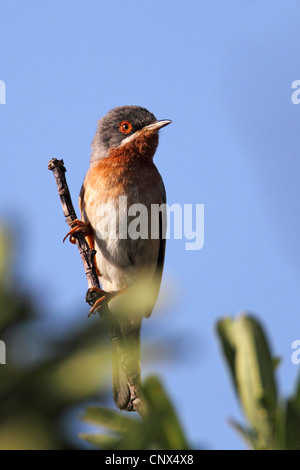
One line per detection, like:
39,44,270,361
119,121,132,134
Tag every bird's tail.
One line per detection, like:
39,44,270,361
112,321,141,410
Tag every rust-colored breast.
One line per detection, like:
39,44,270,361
80,132,163,223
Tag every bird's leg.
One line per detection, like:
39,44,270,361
63,219,92,243
86,287,115,316
63,219,101,276
86,286,128,316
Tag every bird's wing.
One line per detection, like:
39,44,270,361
145,179,166,318
156,178,166,277
78,182,85,219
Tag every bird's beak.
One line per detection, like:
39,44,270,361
120,119,172,148
143,120,172,132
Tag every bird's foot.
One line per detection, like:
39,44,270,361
86,286,128,316
63,219,93,244
63,220,101,276
86,287,116,316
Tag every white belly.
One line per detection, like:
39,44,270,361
84,196,160,292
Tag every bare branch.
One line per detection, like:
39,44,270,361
48,158,146,415
48,158,100,291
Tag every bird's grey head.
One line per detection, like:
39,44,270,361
91,105,171,162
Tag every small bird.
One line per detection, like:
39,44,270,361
67,105,171,410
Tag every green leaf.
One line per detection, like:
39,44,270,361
234,315,277,449
285,399,300,450
79,433,121,449
274,403,287,450
80,376,191,450
228,418,258,449
292,372,300,410
82,406,141,435
216,313,278,450
272,356,281,372
0,227,13,286
216,316,238,393
143,376,190,450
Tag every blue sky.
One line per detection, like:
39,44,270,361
1,1,300,450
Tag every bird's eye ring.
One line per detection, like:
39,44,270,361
119,121,132,134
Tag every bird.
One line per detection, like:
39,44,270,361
65,105,171,411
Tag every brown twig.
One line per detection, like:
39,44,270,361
48,158,146,415
47,158,100,291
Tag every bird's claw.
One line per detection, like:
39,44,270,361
86,287,114,316
63,219,93,244
64,220,102,277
